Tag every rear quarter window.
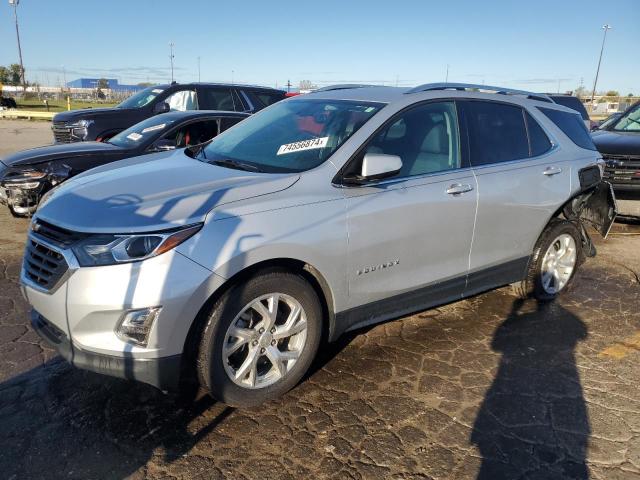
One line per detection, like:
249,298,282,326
538,107,597,151
550,96,589,120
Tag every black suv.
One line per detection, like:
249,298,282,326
51,83,285,143
592,101,640,192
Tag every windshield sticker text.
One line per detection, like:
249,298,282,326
277,137,329,155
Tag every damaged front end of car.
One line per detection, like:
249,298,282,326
563,169,618,258
0,163,71,217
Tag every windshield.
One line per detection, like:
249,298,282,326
199,99,383,172
108,116,175,148
612,104,640,132
117,86,166,109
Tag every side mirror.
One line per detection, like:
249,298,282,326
151,139,176,152
343,153,403,185
153,102,170,115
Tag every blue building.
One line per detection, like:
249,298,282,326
66,78,145,92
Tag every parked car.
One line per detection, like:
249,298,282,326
22,83,615,407
51,83,285,143
592,112,622,131
0,94,17,109
547,94,593,130
592,101,640,192
0,111,248,215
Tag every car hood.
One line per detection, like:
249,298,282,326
0,141,123,168
53,107,134,122
592,130,640,156
35,151,300,233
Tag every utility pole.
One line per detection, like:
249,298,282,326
590,24,612,112
445,64,449,83
197,56,201,82
9,0,27,94
286,79,291,93
169,42,175,83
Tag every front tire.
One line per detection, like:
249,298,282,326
196,270,322,407
513,219,583,301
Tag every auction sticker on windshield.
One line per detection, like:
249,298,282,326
277,137,329,155
127,132,143,141
142,124,166,133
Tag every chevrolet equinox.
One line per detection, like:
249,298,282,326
22,83,616,407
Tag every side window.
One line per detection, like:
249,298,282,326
220,116,245,132
200,88,236,111
253,91,285,107
363,101,461,178
464,101,529,165
164,89,198,111
162,120,221,148
538,107,597,151
525,112,552,156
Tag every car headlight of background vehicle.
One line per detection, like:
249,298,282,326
71,224,202,266
68,119,94,140
2,169,47,190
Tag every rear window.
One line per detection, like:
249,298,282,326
549,96,589,120
539,107,597,151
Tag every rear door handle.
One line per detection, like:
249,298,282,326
446,183,474,195
543,166,563,176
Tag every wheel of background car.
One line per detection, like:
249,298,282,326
196,269,322,407
512,219,583,301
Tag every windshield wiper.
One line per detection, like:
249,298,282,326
211,158,261,172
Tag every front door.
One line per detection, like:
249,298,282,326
340,101,477,330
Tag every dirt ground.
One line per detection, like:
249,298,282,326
1,119,640,480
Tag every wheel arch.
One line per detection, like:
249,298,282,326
180,257,337,382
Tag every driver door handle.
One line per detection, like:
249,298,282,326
446,183,474,195
543,166,563,176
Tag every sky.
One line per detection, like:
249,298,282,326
1,0,638,94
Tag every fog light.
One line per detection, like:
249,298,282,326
116,307,162,346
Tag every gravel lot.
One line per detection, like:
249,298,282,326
1,119,640,480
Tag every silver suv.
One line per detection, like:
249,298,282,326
21,83,616,407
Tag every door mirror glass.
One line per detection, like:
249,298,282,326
361,153,402,180
153,102,170,115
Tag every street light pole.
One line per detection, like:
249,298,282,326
169,42,175,83
590,24,612,112
197,56,201,82
9,0,27,94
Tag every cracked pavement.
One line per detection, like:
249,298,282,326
1,121,640,479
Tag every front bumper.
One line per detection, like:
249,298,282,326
31,310,182,390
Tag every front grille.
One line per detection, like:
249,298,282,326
31,219,85,248
23,237,69,290
603,154,640,185
52,121,73,143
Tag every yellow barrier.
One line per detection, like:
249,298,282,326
0,109,54,120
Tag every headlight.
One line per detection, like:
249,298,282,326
68,119,94,140
71,224,201,267
3,169,47,182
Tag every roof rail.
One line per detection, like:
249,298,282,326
314,84,380,92
405,82,554,103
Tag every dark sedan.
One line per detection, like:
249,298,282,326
0,110,248,216
592,102,640,192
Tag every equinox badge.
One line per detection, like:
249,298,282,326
357,259,400,276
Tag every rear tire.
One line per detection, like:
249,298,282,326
196,270,322,407
512,219,583,301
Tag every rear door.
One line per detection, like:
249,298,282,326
342,101,477,329
460,100,572,295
